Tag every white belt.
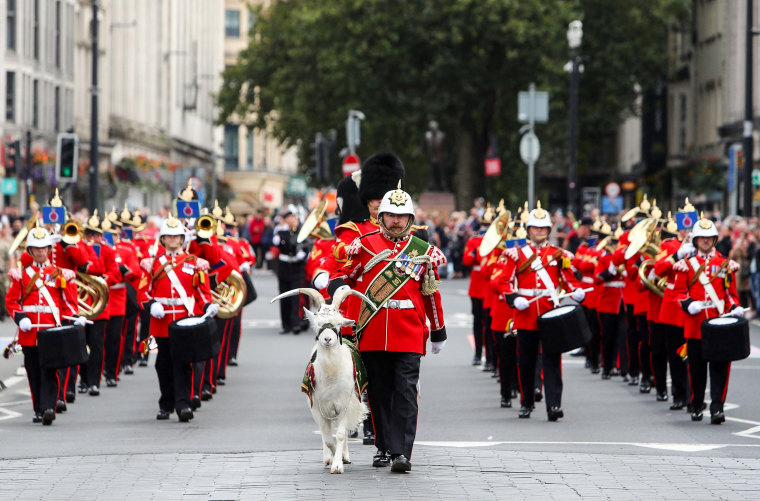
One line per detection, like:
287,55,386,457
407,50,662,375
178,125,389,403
517,288,552,297
22,305,56,314
155,297,195,307
581,277,595,284
381,299,415,309
162,309,187,315
279,255,302,263
472,266,481,272
110,283,126,290
666,283,675,290
604,281,625,288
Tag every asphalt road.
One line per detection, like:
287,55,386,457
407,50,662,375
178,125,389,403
1,271,760,499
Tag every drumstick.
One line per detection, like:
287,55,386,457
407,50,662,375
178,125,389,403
63,315,94,325
719,307,747,318
526,287,594,305
29,324,56,328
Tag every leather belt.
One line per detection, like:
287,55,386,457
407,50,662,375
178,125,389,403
155,297,195,307
581,277,595,284
22,305,55,313
517,288,552,297
604,281,625,288
472,266,481,272
110,283,126,290
279,255,302,263
666,283,675,290
381,299,415,309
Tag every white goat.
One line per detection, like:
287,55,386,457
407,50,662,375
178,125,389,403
271,287,374,474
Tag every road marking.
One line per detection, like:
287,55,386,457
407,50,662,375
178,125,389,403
0,406,22,422
1,376,25,389
415,440,760,452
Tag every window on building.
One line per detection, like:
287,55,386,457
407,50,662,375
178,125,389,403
54,87,60,132
6,0,16,51
225,10,240,38
5,72,15,123
55,1,62,68
32,80,39,129
34,0,40,60
247,130,254,169
224,124,239,169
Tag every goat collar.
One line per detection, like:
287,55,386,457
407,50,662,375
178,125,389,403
317,323,342,344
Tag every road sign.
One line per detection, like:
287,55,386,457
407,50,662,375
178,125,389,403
753,169,760,187
601,195,623,214
2,178,18,195
582,187,601,211
520,132,540,164
484,157,501,176
518,91,549,123
342,153,360,175
286,175,308,196
604,182,621,198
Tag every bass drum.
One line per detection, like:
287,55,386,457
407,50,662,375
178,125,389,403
242,270,257,305
169,316,219,364
537,304,592,354
37,325,88,369
701,316,750,362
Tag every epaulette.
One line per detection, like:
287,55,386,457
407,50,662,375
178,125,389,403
335,221,360,234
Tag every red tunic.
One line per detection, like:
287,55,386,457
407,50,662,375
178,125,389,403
654,238,684,327
489,256,514,332
593,249,624,314
462,234,486,299
573,242,599,309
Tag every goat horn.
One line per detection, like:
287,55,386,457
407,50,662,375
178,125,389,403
270,288,325,310
333,287,377,312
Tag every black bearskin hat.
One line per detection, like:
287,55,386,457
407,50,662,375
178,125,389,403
358,152,405,206
336,174,369,224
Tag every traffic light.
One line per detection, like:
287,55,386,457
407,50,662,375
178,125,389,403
56,133,79,183
310,132,328,183
4,140,21,176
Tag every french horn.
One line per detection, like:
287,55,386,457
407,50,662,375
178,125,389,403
76,271,110,319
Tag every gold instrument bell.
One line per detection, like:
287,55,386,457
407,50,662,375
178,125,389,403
196,208,217,240
479,208,511,257
297,199,333,243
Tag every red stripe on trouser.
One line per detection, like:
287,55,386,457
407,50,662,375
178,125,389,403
115,318,126,380
721,362,732,403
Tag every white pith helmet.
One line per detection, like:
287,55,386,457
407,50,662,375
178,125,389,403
378,180,415,218
26,222,53,249
526,201,551,229
691,212,718,239
159,214,185,238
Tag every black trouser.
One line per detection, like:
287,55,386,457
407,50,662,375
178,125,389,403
599,311,620,374
471,297,484,360
649,320,668,395
104,315,124,380
137,309,151,363
277,266,304,331
203,317,230,391
155,337,193,413
23,346,58,414
625,306,641,377
228,311,243,362
585,306,601,370
637,314,652,382
517,330,561,411
362,351,421,459
58,365,76,401
79,319,107,388
495,331,516,400
483,308,494,367
121,312,138,368
663,323,690,404
686,339,731,415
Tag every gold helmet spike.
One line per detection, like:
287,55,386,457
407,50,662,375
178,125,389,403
520,202,530,224
87,209,100,230
179,179,195,202
481,205,495,225
223,206,236,226
639,194,650,212
32,219,47,240
650,198,662,220
50,188,63,207
665,211,678,234
120,203,132,223
682,197,696,212
515,223,527,240
533,200,547,219
166,213,181,228
496,199,505,215
211,200,224,219
613,224,624,239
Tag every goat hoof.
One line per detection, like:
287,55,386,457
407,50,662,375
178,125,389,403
330,463,344,474
343,458,351,464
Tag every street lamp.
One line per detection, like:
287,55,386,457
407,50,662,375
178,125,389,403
567,20,582,216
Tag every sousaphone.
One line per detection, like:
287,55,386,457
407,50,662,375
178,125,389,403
479,211,512,257
297,199,332,243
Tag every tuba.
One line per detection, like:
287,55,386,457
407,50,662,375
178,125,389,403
626,216,666,297
212,270,246,319
297,199,332,243
76,271,110,319
478,211,512,257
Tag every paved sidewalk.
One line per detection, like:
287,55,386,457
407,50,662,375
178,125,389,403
1,446,758,500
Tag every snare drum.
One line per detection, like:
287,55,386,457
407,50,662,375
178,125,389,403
700,316,750,362
37,325,88,369
537,304,592,354
168,315,219,364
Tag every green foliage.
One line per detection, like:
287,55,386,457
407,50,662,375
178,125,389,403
218,0,689,208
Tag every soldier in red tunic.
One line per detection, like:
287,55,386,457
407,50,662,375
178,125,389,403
6,225,85,425
329,183,446,473
593,222,626,379
139,215,218,422
500,202,584,421
673,214,741,424
462,208,493,366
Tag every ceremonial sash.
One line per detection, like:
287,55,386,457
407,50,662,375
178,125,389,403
519,245,560,307
355,236,430,334
158,255,194,316
688,256,724,314
26,267,61,326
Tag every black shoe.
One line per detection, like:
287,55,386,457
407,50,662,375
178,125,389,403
611,368,621,377
363,433,375,446
390,455,412,473
656,392,668,402
670,401,685,411
65,391,76,403
216,378,226,386
78,383,89,394
511,389,518,399
372,450,390,467
89,385,100,396
518,406,532,418
591,367,600,374
33,413,43,423
123,365,134,375
56,400,67,413
500,397,512,408
601,372,611,380
42,409,55,425
691,411,703,421
482,363,494,372
710,411,725,425
639,378,652,393
191,395,201,410
547,406,564,422
105,378,118,388
534,389,543,402
178,408,194,422
201,389,213,401
228,358,238,367
570,348,586,357
279,328,291,335
138,359,148,367
156,410,171,420
472,356,481,366
628,376,639,386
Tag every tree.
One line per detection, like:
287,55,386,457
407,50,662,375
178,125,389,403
218,0,688,209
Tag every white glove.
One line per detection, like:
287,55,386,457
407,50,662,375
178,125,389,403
730,307,745,318
647,269,656,282
296,250,307,261
150,302,166,319
19,317,32,332
431,340,446,354
313,272,329,290
185,229,197,242
607,262,617,276
530,258,543,271
240,262,251,273
513,296,530,311
677,242,694,259
687,301,704,315
73,316,88,327
50,233,62,244
571,289,586,302
205,303,220,317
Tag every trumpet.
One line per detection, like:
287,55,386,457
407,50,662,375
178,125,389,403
196,214,217,240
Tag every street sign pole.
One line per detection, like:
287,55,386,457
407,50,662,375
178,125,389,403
528,83,536,209
518,83,548,209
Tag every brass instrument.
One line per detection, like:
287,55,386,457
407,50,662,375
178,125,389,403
626,215,666,297
8,212,39,255
212,270,246,319
638,259,666,298
76,271,110,319
479,211,512,257
297,199,332,243
196,214,217,240
62,219,83,245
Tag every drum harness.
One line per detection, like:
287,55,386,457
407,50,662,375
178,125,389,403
25,267,62,327
687,256,725,314
157,255,195,316
519,246,560,307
